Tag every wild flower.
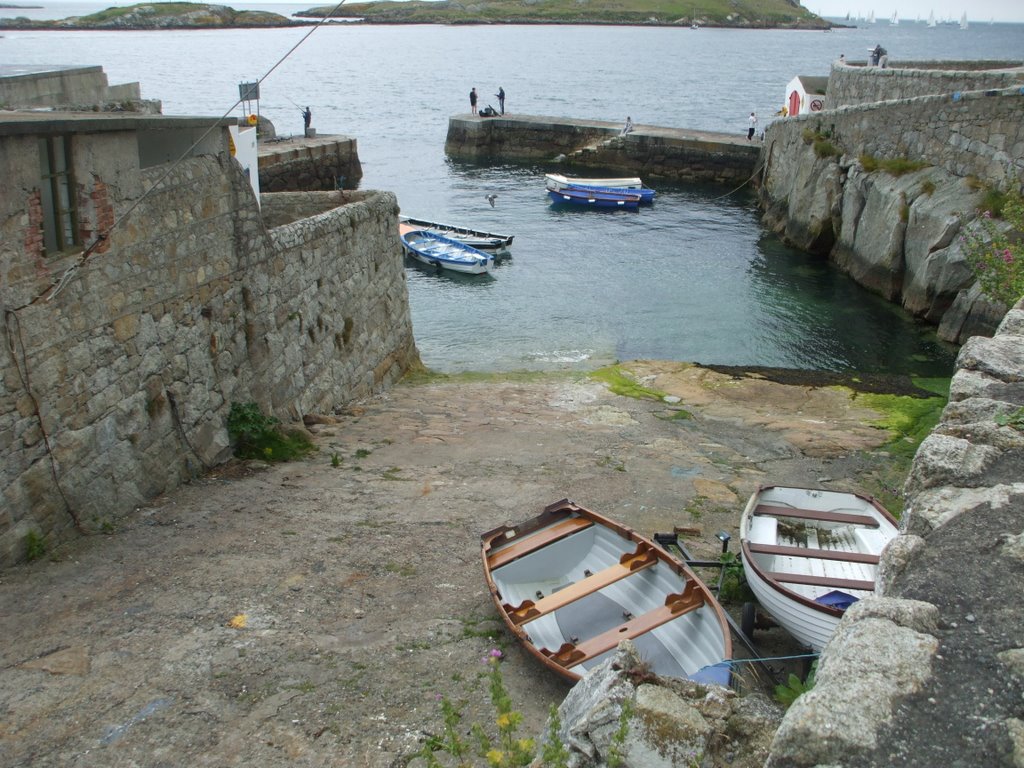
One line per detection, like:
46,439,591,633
961,186,1024,308
416,652,560,767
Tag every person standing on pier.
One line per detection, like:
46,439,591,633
495,87,505,115
302,106,311,129
747,111,758,140
470,87,478,115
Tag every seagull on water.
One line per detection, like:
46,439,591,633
485,194,497,208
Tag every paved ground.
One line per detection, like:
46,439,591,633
0,362,913,767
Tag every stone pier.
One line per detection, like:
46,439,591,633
445,114,761,184
257,133,363,192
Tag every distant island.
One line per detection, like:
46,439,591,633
298,0,831,29
0,2,308,29
0,0,832,30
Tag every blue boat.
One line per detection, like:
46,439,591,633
545,173,656,204
567,183,656,204
399,226,494,275
547,187,642,209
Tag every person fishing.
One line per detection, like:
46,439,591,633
302,106,312,129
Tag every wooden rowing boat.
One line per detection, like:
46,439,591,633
739,485,899,651
481,499,733,684
399,216,513,256
399,224,494,275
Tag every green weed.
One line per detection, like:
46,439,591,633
226,402,314,462
25,530,45,561
589,365,666,401
774,661,817,707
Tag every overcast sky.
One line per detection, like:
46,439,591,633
803,0,1024,22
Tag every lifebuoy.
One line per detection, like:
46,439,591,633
247,114,258,125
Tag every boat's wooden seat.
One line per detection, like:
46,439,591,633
486,516,593,570
503,542,659,626
539,581,705,670
754,503,880,528
767,571,875,591
747,542,881,565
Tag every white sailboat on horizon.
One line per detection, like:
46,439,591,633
927,10,936,27
960,12,969,29
890,10,898,25
868,10,875,23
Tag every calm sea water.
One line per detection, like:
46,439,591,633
4,14,1022,373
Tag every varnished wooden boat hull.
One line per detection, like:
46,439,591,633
481,499,732,683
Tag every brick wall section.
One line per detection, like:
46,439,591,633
1,134,418,566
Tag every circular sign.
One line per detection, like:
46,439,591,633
810,99,824,112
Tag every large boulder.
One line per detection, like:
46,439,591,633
832,166,908,300
901,171,982,320
546,641,782,768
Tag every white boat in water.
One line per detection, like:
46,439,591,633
739,485,899,651
544,172,644,191
960,12,969,29
399,216,513,256
399,225,494,275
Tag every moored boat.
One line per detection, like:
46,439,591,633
739,485,899,651
481,499,733,684
400,216,513,256
545,173,655,203
545,172,643,190
547,187,642,209
399,225,494,275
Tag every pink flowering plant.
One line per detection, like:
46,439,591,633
961,187,1024,308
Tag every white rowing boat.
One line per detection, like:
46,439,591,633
739,485,899,651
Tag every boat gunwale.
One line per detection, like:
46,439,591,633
739,484,897,622
400,228,494,272
481,498,733,682
400,215,514,248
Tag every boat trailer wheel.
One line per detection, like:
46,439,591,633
741,602,758,639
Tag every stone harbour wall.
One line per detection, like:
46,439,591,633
1,150,417,566
445,114,760,184
827,59,1024,109
758,84,1024,342
258,135,363,192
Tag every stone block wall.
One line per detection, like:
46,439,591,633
794,86,1024,186
828,60,1023,108
445,115,614,162
1,132,417,566
445,115,760,183
258,137,363,192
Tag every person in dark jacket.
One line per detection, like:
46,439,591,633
469,87,478,115
495,87,505,114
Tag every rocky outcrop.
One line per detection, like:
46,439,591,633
759,87,1024,342
548,641,782,768
0,2,303,29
